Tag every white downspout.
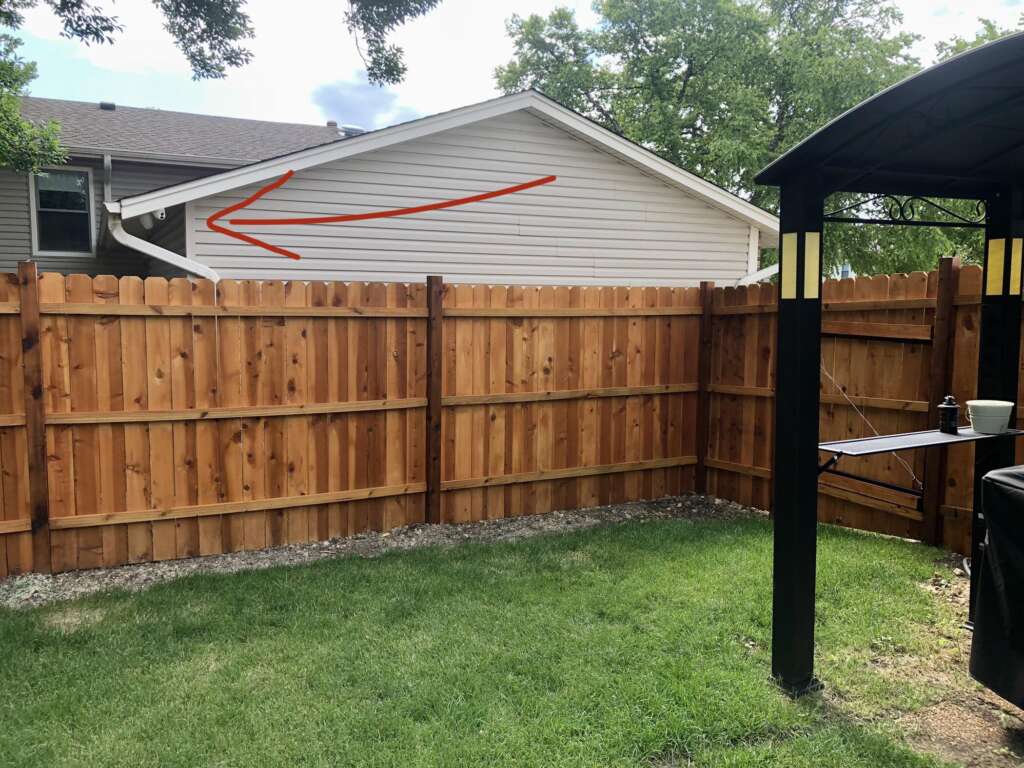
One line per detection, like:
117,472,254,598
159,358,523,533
105,204,220,282
736,262,778,286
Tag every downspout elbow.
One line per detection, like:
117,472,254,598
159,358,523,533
106,211,219,283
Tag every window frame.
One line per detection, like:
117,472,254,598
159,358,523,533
29,165,97,257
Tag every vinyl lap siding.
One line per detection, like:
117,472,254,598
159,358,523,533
0,167,31,271
0,157,123,274
111,161,221,200
0,157,212,275
187,111,754,285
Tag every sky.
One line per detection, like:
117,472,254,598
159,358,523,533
13,0,1024,130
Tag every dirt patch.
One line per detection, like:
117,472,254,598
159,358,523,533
894,561,1024,767
0,494,761,610
900,695,1024,768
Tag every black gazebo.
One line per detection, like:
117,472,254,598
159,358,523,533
755,32,1024,695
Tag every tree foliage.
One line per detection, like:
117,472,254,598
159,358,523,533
497,1,1023,275
936,15,1024,62
0,0,255,172
0,0,255,77
0,0,448,171
345,0,443,85
0,32,62,172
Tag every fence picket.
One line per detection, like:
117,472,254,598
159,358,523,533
0,260,992,573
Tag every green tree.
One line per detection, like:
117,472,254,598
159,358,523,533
497,2,1022,275
0,0,445,172
936,15,1024,62
345,0,444,85
498,1,917,208
0,0,256,172
0,33,62,172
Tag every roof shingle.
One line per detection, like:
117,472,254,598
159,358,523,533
19,96,345,164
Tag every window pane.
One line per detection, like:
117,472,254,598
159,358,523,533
36,170,89,212
37,211,91,252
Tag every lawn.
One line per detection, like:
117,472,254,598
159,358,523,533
0,516,961,767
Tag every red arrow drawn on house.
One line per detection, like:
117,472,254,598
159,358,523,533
207,171,558,260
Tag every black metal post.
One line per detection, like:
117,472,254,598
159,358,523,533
970,186,1024,621
771,175,825,695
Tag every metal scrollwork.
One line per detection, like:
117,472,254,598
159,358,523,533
824,195,987,229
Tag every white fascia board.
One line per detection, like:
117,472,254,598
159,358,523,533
522,98,779,238
114,90,779,240
117,92,539,219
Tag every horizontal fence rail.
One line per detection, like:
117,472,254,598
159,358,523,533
0,258,993,575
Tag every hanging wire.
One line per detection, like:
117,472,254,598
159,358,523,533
820,363,923,489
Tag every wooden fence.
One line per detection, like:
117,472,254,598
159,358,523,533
705,258,984,554
0,259,997,575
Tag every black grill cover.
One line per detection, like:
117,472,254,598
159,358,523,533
970,466,1024,706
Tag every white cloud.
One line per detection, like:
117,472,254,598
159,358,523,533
23,1,191,75
897,0,1023,64
19,0,1024,128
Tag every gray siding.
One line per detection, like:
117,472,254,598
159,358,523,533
186,111,756,285
0,156,116,274
0,157,213,275
0,168,31,267
149,204,187,255
111,161,221,200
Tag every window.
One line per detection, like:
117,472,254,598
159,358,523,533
32,168,93,253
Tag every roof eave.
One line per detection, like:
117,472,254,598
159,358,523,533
755,31,1024,189
115,90,778,237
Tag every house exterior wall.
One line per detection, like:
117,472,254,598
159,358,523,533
0,167,31,269
110,161,221,200
186,111,758,285
0,157,217,275
144,204,190,278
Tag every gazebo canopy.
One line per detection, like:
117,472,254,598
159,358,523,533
756,31,1024,199
754,31,1024,698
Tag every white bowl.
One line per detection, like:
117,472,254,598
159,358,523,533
967,399,1014,434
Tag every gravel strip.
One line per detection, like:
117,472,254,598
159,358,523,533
0,493,763,610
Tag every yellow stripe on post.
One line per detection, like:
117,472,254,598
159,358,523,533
803,232,821,300
780,232,798,300
1011,238,1023,296
986,238,1006,296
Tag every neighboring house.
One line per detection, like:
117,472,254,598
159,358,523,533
13,91,779,285
3,97,346,276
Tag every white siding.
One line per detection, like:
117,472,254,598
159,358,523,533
186,111,754,285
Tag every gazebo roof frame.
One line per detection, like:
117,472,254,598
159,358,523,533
755,33,1024,698
757,32,1024,200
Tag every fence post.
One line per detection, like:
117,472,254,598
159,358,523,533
425,275,444,525
694,280,714,494
18,261,50,573
921,256,959,546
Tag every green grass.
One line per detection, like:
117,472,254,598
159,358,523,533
0,517,960,767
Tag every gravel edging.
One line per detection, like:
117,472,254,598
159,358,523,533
0,493,764,610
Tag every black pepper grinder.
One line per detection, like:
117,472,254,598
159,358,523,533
938,395,960,434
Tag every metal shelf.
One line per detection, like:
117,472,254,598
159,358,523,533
819,428,1024,458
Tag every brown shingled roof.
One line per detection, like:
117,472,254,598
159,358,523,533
19,96,345,164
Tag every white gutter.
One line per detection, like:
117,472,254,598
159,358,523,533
105,204,219,282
